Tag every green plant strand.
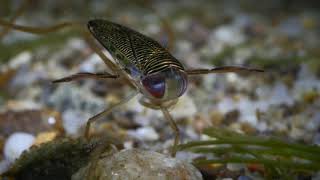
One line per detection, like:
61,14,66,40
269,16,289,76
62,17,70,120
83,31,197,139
190,146,320,162
194,156,319,172
204,128,320,154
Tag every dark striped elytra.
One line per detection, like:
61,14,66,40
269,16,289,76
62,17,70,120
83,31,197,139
108,43,116,52
87,19,185,76
88,19,188,101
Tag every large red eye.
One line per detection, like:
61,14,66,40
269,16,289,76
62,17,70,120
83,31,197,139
142,75,165,99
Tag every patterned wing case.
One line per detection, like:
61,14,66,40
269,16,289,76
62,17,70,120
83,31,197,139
88,19,184,77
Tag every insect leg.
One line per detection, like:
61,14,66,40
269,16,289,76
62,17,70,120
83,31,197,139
82,31,120,74
0,0,31,38
0,19,78,35
84,91,138,138
52,72,119,83
186,66,264,75
83,31,139,89
160,107,180,157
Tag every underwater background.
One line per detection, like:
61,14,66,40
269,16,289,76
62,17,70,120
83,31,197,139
0,0,320,179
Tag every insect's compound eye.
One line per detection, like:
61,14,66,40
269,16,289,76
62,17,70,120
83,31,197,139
142,74,166,99
165,69,188,99
142,68,188,100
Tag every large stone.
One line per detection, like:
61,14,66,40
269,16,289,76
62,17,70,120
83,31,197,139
72,149,203,180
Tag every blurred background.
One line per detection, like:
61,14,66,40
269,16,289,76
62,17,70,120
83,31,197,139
0,0,320,179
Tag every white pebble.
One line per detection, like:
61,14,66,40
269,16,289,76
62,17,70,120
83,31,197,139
212,25,245,46
170,94,197,119
4,132,35,163
79,53,104,72
9,51,32,69
67,38,86,50
127,127,159,141
62,110,88,136
227,163,245,171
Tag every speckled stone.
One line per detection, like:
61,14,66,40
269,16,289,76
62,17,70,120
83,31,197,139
72,149,203,180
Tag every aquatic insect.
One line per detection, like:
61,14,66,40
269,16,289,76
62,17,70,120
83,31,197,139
0,18,263,156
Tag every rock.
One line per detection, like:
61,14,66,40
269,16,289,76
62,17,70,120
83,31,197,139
79,53,106,73
62,110,89,136
4,100,42,111
34,131,58,145
3,138,104,180
166,94,197,120
0,160,11,175
277,17,303,38
269,82,294,106
4,132,35,163
72,149,203,180
209,110,224,126
48,85,106,114
227,163,245,171
48,85,106,136
8,51,32,70
207,24,246,56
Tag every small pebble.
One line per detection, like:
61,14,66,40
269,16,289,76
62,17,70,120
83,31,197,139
4,132,35,163
34,131,58,145
127,127,159,141
170,94,197,119
62,110,88,136
227,163,245,171
8,51,32,69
